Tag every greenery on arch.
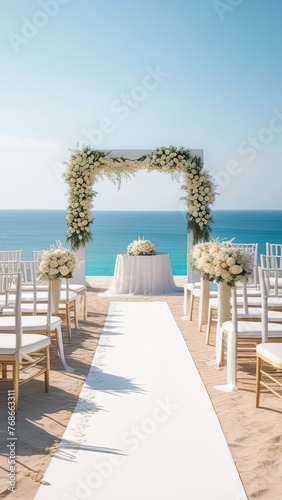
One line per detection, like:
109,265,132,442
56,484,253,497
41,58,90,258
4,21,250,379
63,145,217,250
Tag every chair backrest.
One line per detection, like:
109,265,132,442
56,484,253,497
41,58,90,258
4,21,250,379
231,271,276,342
260,254,282,279
264,245,282,273
259,259,282,293
234,278,249,315
0,250,22,261
232,243,258,286
0,271,22,349
20,260,38,315
32,251,43,280
266,243,282,257
21,260,57,318
33,250,43,262
232,243,257,253
258,266,282,341
232,277,252,324
0,260,21,273
261,253,282,268
21,260,36,284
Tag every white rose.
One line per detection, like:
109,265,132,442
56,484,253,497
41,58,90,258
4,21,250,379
215,265,222,277
226,257,236,266
49,268,58,276
229,265,243,275
50,260,58,268
58,265,70,276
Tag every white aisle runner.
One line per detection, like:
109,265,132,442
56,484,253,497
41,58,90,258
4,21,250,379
36,302,247,500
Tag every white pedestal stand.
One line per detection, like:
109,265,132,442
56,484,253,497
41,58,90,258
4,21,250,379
70,245,85,285
187,229,200,283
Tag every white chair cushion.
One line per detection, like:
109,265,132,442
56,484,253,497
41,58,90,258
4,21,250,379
0,315,61,331
0,333,50,355
235,296,282,308
0,290,77,305
237,308,282,320
62,284,86,293
20,290,77,302
222,320,282,338
256,343,282,364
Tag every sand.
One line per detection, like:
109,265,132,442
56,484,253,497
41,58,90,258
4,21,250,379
0,277,281,499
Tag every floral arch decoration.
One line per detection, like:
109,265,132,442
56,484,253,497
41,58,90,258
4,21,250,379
63,145,217,250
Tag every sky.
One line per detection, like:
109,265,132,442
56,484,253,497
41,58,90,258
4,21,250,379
0,0,282,211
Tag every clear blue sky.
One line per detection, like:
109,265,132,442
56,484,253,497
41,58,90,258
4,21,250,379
0,0,281,210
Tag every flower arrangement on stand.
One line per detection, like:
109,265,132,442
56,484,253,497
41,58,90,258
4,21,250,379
37,242,77,281
189,240,254,286
127,237,156,256
190,240,254,337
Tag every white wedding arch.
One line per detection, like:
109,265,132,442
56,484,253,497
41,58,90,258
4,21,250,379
63,145,217,282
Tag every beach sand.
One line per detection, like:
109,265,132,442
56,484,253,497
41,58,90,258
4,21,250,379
0,277,281,499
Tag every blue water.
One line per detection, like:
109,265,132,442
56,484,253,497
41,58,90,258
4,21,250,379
0,210,282,275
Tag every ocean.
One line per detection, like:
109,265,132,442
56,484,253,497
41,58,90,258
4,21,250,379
0,210,282,276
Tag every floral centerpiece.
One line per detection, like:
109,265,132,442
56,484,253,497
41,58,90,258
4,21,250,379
189,240,254,286
37,242,77,281
147,145,191,172
127,237,156,256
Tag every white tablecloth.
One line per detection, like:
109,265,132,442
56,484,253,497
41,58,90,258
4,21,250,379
107,254,180,295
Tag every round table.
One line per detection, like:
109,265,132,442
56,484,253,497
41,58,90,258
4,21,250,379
107,254,179,295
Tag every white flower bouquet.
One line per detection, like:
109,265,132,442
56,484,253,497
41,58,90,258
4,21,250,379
190,240,254,286
64,146,108,249
148,145,191,172
37,242,77,281
127,237,156,256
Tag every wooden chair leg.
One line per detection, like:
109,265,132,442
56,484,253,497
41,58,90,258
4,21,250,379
74,300,79,329
206,308,212,345
206,307,218,345
206,307,212,345
183,286,188,316
2,363,8,379
256,354,262,408
45,347,50,393
14,360,19,412
66,304,72,339
188,294,194,321
83,289,87,320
